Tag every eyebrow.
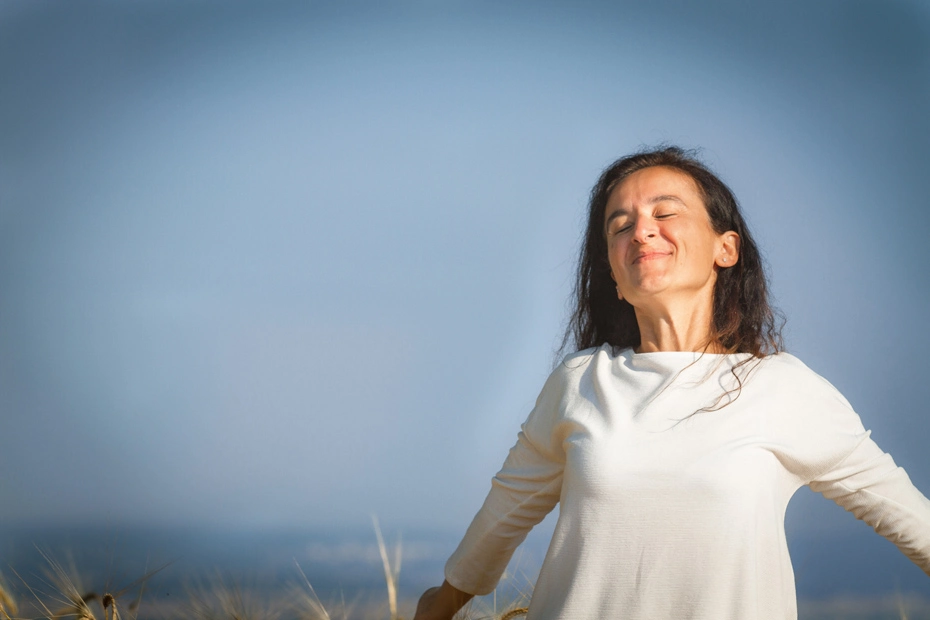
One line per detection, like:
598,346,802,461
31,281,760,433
604,194,686,230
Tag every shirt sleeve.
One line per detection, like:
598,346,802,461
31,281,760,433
443,364,569,595
767,355,930,575
809,433,930,576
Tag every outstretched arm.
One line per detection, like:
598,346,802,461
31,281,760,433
811,433,930,575
441,361,571,595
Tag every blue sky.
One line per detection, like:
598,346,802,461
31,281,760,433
1,0,929,593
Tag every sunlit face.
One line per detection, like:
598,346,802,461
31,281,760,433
603,166,738,309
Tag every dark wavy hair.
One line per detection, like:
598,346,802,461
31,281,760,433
563,146,783,358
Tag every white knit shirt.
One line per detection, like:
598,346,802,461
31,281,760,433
444,345,930,619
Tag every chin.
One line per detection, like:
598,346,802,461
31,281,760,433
630,277,671,296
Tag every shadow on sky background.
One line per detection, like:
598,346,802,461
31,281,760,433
1,0,929,600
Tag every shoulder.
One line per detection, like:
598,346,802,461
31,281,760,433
752,351,862,432
748,353,875,480
529,344,616,410
547,343,618,385
757,351,813,375
536,347,593,401
756,352,851,404
558,344,607,370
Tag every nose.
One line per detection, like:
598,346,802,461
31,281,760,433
631,217,657,244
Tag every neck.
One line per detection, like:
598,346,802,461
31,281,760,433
632,292,721,353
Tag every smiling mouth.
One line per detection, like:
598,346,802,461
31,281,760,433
632,252,671,264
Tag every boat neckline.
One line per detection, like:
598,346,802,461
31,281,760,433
617,346,752,358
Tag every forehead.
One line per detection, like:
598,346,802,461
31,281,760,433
607,165,703,207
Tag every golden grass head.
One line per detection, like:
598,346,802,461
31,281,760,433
0,573,18,620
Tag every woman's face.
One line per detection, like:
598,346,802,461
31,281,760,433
603,166,739,309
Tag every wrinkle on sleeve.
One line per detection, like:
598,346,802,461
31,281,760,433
444,363,571,595
810,434,930,576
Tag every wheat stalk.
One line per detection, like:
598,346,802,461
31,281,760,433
372,516,402,620
0,573,18,620
291,560,333,620
895,588,909,620
9,547,169,620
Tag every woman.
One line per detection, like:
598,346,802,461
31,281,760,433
413,147,930,620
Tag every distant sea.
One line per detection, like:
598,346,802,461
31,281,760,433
0,523,462,603
2,522,929,608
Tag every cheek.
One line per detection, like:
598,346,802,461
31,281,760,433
606,241,626,272
683,227,721,261
608,234,629,254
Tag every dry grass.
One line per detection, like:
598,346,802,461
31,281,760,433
4,530,922,620
0,572,18,620
3,519,532,620
371,517,401,620
184,573,288,620
451,562,532,620
8,547,167,620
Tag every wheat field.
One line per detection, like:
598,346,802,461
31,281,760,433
2,522,928,620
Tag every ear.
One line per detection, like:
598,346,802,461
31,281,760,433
715,231,740,267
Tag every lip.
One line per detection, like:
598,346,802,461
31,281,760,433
631,251,672,264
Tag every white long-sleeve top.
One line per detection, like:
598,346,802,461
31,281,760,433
444,345,930,620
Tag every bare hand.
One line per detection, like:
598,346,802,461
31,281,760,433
412,581,473,620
